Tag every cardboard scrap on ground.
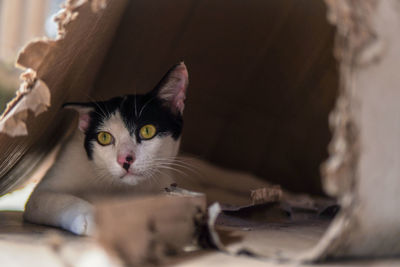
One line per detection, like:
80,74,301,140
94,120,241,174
205,186,338,261
94,183,337,266
250,185,283,205
95,186,207,266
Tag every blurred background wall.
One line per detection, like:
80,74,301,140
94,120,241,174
0,0,63,112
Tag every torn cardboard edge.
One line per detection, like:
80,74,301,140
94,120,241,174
0,70,50,137
95,186,207,266
0,0,109,137
0,0,128,196
204,186,338,262
302,0,400,261
93,184,339,266
55,0,108,39
250,185,282,205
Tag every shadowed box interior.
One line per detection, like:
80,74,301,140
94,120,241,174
94,0,338,195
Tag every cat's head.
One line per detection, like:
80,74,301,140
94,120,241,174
64,63,188,185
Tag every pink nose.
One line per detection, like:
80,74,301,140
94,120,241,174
117,153,135,171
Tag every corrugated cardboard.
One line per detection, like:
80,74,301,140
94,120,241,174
0,0,399,264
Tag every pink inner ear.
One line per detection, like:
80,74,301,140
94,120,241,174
78,113,91,132
162,63,189,114
173,90,186,114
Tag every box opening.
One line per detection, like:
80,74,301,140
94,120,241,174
93,0,339,195
0,0,344,264
87,0,340,259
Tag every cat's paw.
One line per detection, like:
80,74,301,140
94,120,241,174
69,212,95,236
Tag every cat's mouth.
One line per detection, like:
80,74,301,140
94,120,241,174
117,168,151,186
119,169,144,179
119,171,133,179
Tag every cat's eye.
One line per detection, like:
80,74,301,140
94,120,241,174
139,124,157,140
97,131,114,146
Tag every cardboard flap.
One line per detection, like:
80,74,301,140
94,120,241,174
0,0,129,194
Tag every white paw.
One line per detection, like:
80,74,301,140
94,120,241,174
69,212,95,236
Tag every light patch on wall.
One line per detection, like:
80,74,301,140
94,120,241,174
0,183,35,211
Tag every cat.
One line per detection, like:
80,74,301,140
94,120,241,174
23,62,189,235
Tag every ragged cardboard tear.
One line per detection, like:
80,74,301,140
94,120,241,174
95,186,207,266
0,76,50,137
0,0,129,194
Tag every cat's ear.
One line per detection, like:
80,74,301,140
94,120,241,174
63,103,95,132
152,62,189,115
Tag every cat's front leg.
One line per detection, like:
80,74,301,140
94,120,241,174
24,191,95,236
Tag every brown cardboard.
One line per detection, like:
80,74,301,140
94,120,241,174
0,78,50,137
0,0,129,194
95,188,207,266
311,0,400,259
0,0,399,265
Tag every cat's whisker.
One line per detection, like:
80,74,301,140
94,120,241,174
145,162,201,184
152,165,188,177
135,160,194,174
151,156,200,167
148,158,202,176
82,92,109,119
134,94,138,119
152,158,199,169
152,162,199,176
138,95,157,118
142,169,163,187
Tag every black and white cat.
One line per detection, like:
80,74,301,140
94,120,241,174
24,63,189,235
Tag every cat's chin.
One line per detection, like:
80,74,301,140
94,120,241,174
118,173,147,185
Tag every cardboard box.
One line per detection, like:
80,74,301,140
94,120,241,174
0,0,399,264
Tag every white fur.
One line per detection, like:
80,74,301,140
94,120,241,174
24,111,180,235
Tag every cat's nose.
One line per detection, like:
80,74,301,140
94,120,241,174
117,154,135,171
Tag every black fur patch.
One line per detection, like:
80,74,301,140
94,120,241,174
65,92,183,159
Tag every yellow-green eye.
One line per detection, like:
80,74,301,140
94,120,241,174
139,124,157,140
97,131,113,145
